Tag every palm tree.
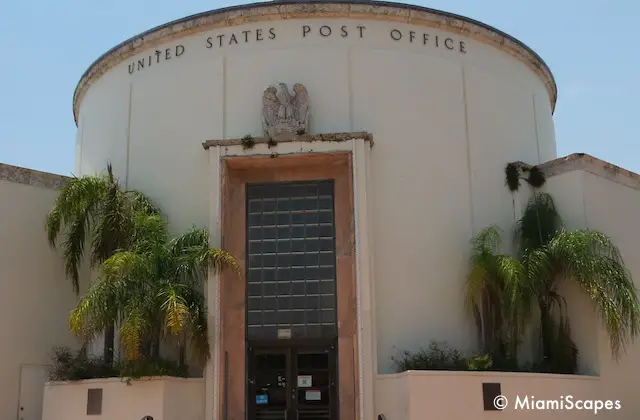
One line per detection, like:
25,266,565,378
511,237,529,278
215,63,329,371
467,192,640,373
68,212,239,367
45,163,158,364
465,226,527,366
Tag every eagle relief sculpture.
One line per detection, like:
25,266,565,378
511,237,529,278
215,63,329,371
262,83,310,138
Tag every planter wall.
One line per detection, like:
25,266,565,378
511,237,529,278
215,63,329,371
42,376,203,420
375,371,610,420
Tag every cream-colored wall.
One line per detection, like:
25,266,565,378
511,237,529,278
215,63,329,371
42,377,204,420
581,173,640,413
376,371,610,419
0,180,81,420
163,377,205,420
542,171,640,416
541,171,600,376
77,15,556,373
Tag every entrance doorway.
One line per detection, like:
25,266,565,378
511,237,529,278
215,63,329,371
219,153,358,420
248,343,338,420
245,180,338,420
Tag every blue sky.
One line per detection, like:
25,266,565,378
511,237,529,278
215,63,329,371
0,0,637,176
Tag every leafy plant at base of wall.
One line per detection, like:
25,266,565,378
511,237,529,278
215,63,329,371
467,354,493,371
241,134,255,149
119,358,189,380
49,347,117,381
391,341,467,372
49,347,188,381
267,137,278,148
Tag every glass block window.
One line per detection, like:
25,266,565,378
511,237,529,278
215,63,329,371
246,181,337,340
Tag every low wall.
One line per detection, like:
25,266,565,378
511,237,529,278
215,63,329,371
42,376,204,420
375,371,628,420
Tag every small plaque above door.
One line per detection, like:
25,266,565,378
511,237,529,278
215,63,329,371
277,328,292,339
297,375,312,387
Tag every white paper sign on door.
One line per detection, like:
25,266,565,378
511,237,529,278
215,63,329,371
297,375,312,387
305,390,322,401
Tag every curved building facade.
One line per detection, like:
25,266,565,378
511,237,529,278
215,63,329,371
69,1,572,419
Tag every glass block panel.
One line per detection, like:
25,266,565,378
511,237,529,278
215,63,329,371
246,180,337,340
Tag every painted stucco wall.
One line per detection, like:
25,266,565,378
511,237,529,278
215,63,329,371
76,11,556,374
531,170,640,418
42,377,204,420
376,371,608,419
0,178,81,420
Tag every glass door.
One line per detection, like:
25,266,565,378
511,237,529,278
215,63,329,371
248,348,290,420
248,344,337,420
294,347,336,420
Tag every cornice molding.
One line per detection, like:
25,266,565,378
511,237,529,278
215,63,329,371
516,153,640,191
0,163,70,190
202,131,373,149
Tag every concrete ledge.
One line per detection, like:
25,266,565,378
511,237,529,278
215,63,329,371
202,131,373,149
376,370,602,419
0,162,69,190
516,153,640,191
43,377,204,420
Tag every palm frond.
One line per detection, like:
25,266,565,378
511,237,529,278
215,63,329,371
498,255,530,320
515,192,561,252
91,188,132,267
45,206,62,248
205,248,240,276
159,283,190,336
169,227,210,257
185,291,210,364
470,226,503,255
126,190,160,215
119,306,148,361
131,213,169,253
62,216,89,294
101,251,151,283
466,226,503,309
465,264,489,311
548,229,640,358
466,226,512,354
69,276,120,340
47,175,110,293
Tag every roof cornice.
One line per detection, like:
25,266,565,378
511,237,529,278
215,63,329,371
0,163,70,190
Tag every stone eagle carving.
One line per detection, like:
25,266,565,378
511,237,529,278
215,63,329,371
262,83,310,138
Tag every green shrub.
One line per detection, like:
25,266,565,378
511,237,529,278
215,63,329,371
467,354,493,370
391,341,504,373
49,347,117,381
49,347,189,381
119,358,188,379
391,341,469,372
